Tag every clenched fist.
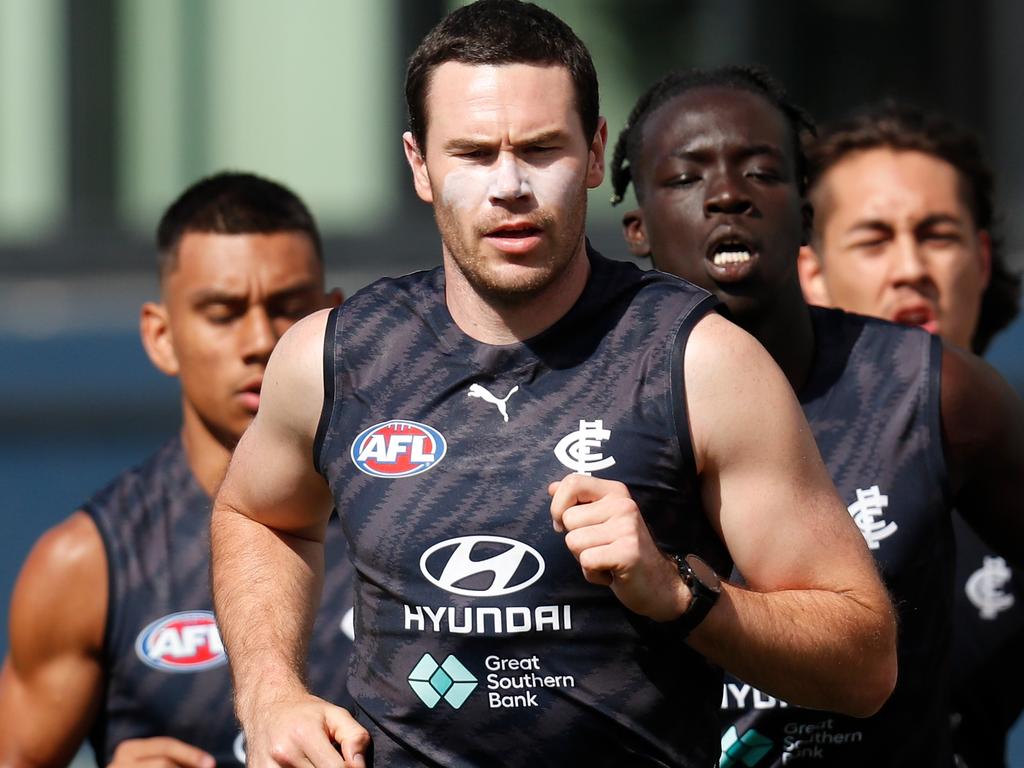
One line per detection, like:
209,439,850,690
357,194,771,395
548,473,691,622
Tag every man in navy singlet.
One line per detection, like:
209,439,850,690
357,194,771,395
208,4,896,766
0,173,353,766
613,66,1024,766
798,102,1023,767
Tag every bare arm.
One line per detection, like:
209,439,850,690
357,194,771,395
941,341,1024,566
210,309,368,767
0,512,106,767
550,313,895,717
686,313,895,715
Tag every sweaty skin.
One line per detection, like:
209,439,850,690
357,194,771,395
0,231,338,767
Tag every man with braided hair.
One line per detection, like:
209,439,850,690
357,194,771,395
799,102,1024,768
615,65,1024,766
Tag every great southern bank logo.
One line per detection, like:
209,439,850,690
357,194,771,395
351,420,446,478
420,536,545,597
408,653,478,709
134,611,226,673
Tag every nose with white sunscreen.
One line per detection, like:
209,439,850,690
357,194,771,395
490,151,532,200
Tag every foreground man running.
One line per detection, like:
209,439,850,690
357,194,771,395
211,5,896,766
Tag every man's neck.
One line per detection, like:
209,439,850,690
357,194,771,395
735,283,817,394
180,402,233,498
443,242,591,344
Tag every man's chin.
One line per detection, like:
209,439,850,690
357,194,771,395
469,263,563,306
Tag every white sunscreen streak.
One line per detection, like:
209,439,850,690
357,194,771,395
441,153,577,212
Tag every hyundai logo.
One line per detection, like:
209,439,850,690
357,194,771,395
420,536,545,597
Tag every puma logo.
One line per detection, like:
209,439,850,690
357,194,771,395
467,383,520,423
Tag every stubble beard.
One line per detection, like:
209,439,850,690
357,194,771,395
436,186,589,308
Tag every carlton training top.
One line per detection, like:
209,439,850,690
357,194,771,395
85,436,354,764
315,250,728,767
720,307,951,767
950,510,1024,767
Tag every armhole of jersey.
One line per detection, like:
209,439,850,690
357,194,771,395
668,294,720,478
313,305,340,477
926,333,952,506
78,504,115,663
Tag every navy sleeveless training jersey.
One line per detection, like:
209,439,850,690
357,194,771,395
315,250,728,767
84,436,354,764
720,307,952,767
950,510,1024,767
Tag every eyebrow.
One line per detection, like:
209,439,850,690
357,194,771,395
915,213,966,229
846,219,894,236
846,213,967,237
670,143,784,162
190,280,320,308
443,129,568,153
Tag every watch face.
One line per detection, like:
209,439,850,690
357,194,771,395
685,555,721,594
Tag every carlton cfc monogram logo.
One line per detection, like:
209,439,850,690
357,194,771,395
352,420,447,478
554,419,616,475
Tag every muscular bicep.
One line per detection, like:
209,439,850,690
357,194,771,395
216,309,335,540
684,314,877,594
942,342,1024,565
0,512,106,765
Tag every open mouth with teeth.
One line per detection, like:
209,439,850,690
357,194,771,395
712,248,752,267
706,238,758,281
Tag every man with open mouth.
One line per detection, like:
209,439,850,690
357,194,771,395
614,65,1024,766
800,102,1024,768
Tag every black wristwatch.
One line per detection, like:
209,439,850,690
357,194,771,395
672,553,722,636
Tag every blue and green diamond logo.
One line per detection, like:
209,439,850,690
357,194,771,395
720,725,773,767
408,653,477,709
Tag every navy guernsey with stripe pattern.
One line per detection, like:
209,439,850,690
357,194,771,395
85,436,354,764
315,250,728,767
720,307,951,767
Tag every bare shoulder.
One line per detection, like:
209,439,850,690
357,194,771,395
265,307,334,389
685,312,783,384
0,511,106,764
257,307,335,438
940,340,1017,420
8,511,107,664
683,312,801,470
940,339,1024,486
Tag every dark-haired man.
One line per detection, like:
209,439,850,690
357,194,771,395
210,3,895,767
0,172,352,766
799,103,1024,768
616,66,1024,766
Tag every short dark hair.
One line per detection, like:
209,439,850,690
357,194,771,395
156,171,323,278
405,0,599,153
808,101,1020,354
611,65,816,206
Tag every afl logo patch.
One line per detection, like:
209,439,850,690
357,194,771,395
134,611,227,673
351,420,447,478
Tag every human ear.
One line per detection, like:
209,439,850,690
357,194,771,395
403,131,434,204
797,245,832,307
586,117,608,189
977,230,993,287
622,209,652,259
140,302,180,377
